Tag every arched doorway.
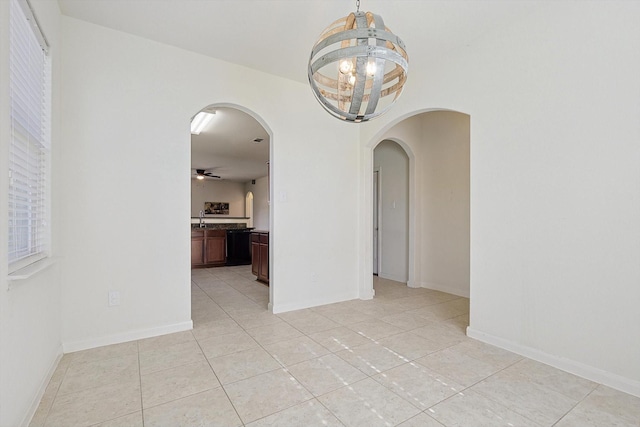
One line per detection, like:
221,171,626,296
190,104,273,310
373,140,410,283
245,191,254,228
363,110,470,303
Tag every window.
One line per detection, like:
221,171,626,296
8,0,50,273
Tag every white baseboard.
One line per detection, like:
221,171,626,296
360,288,375,300
63,320,193,353
378,272,408,283
417,281,470,298
467,327,640,398
407,280,420,289
272,292,358,314
21,346,63,427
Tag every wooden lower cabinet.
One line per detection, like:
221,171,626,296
191,233,205,267
191,229,226,268
251,231,269,285
251,241,260,277
205,233,226,265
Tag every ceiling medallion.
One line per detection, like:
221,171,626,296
308,0,409,123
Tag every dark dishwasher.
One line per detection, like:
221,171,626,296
226,229,252,266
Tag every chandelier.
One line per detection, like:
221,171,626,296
308,0,409,123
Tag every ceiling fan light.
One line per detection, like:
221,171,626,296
191,111,216,135
196,174,205,180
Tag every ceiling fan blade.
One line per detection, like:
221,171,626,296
193,169,221,179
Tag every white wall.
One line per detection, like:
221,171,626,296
421,112,470,296
0,1,64,426
361,2,640,396
191,178,246,217
245,176,269,230
374,140,409,282
58,14,360,352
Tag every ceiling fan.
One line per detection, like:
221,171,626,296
193,169,221,180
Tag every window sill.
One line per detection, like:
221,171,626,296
7,257,58,285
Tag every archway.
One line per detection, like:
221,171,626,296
373,140,411,283
362,110,470,304
245,191,254,228
190,103,274,310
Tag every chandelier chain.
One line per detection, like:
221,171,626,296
356,0,360,12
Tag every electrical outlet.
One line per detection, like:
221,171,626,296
108,291,120,306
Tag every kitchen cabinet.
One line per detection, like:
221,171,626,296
251,231,269,284
191,229,226,268
191,230,205,267
205,230,226,265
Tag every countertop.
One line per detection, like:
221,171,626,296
191,223,251,230
190,216,250,220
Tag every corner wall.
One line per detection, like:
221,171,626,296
0,1,63,425
420,112,470,296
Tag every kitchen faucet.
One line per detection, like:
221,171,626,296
199,210,205,228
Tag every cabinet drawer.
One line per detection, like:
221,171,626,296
191,230,204,238
259,234,269,244
205,229,226,237
251,233,260,243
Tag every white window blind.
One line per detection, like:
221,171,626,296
8,0,51,272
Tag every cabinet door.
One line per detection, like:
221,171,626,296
205,236,226,264
251,241,260,277
191,238,205,267
259,243,269,283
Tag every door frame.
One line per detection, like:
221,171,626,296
373,167,381,275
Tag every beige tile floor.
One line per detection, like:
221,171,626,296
30,265,639,427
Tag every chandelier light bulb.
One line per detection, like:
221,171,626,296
339,59,353,75
366,60,377,77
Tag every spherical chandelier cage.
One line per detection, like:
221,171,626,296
308,11,408,123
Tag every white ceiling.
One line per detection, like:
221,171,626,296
57,0,543,182
190,107,269,182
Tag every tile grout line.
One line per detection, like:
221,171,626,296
198,268,603,427
137,340,145,427
193,275,258,426
198,270,348,425
550,385,600,427
194,338,246,427
36,355,70,427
